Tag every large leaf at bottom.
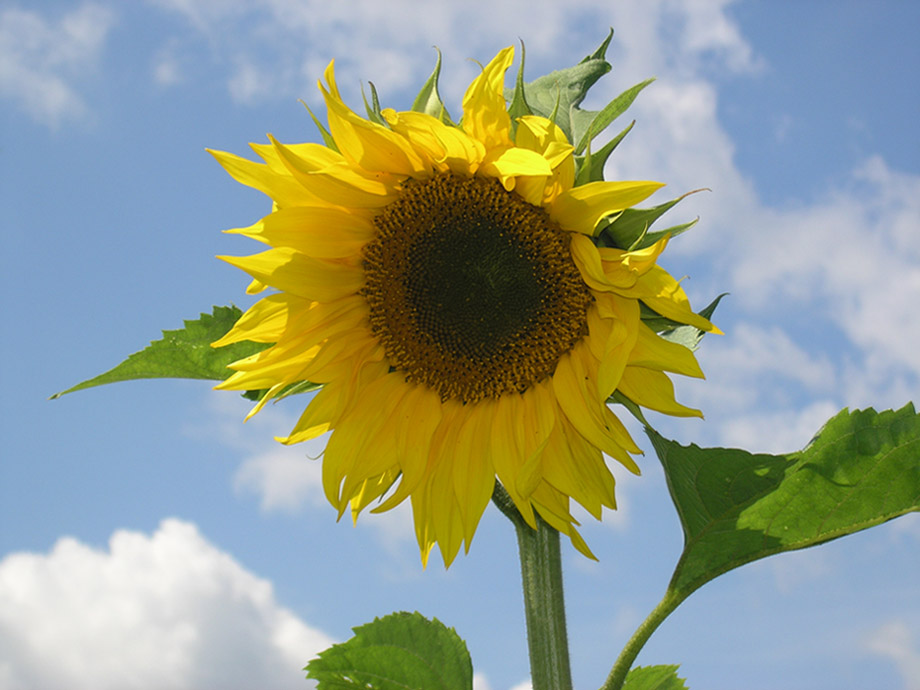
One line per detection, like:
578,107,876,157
51,306,267,398
306,611,472,690
650,405,919,598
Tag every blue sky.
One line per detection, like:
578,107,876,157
1,1,918,689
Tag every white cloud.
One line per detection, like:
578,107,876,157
866,620,920,690
233,441,327,513
0,3,114,128
0,519,333,690
144,0,761,108
731,157,920,374
716,400,841,455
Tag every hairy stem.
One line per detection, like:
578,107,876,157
600,589,684,690
493,484,573,690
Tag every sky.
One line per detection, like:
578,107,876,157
1,1,918,689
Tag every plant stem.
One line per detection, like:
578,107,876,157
599,589,684,690
492,485,573,690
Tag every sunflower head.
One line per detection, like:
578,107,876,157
209,39,718,567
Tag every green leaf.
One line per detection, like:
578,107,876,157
511,30,613,143
621,665,688,690
306,611,472,690
598,189,707,250
652,405,920,599
572,78,654,155
412,49,454,124
51,306,268,398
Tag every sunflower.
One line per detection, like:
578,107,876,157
209,46,717,566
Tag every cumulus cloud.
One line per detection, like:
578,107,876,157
0,519,333,690
0,3,114,128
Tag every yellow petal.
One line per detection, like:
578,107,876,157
462,46,514,150
382,109,484,175
218,248,364,302
323,372,413,506
629,321,705,378
490,394,537,528
514,381,557,499
618,366,703,418
207,148,321,209
631,266,721,333
268,135,399,208
320,61,429,177
251,141,343,171
349,468,401,518
551,180,665,234
371,384,445,513
211,293,297,347
570,234,611,291
586,292,639,399
480,146,553,191
596,237,669,289
552,342,631,460
231,206,376,259
451,402,496,550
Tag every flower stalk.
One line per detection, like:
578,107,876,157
493,485,573,690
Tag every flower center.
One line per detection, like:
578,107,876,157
362,174,591,403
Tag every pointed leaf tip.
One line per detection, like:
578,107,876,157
50,306,270,398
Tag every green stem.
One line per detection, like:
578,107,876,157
493,485,573,690
599,589,684,690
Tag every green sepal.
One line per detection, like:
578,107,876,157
507,41,533,139
573,78,654,155
622,665,688,690
608,390,653,428
638,293,725,342
653,404,920,601
598,189,708,250
574,120,634,185
305,611,473,690
362,82,386,125
509,30,613,143
412,48,454,124
300,100,339,151
655,293,727,351
50,306,269,398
